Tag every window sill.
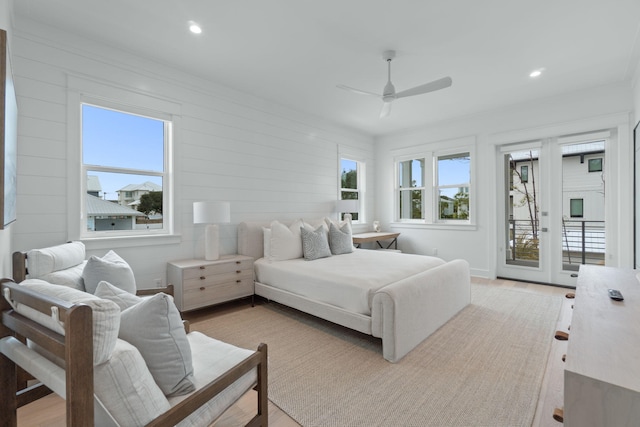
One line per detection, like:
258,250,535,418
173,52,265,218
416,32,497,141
80,233,182,251
390,222,477,232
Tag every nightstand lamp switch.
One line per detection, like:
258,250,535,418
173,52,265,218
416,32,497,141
193,201,231,261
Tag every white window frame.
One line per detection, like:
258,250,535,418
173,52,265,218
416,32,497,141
393,138,475,227
67,75,181,247
339,155,365,224
435,151,471,224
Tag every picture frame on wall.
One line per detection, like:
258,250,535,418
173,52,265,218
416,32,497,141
0,29,17,230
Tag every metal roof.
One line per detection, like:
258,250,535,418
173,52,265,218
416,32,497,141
86,194,144,216
118,181,162,192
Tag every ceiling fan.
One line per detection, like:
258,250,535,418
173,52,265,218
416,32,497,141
337,50,452,118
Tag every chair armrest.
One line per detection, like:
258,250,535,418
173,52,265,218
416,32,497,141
136,284,174,297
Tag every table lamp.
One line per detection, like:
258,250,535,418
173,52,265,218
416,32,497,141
193,201,231,260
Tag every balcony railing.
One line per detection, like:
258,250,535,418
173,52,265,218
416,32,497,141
507,219,605,269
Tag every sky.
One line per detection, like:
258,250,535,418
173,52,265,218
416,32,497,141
82,104,164,199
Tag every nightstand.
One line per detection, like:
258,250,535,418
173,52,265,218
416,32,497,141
167,254,254,312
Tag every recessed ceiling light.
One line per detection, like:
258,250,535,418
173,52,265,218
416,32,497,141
188,21,202,34
529,69,544,78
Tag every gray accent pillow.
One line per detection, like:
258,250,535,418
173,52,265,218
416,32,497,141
301,225,332,261
329,221,354,255
94,280,142,311
119,293,195,396
83,250,137,295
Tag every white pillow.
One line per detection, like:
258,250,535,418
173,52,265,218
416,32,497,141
268,220,303,262
14,279,120,365
301,224,332,261
94,338,171,426
119,293,195,397
27,241,86,278
262,227,272,259
328,221,354,255
38,261,87,291
94,281,142,311
83,250,136,295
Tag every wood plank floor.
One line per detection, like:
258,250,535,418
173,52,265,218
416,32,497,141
16,277,569,426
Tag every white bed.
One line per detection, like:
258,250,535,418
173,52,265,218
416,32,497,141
238,220,471,362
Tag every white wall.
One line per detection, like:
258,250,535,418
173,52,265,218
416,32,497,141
0,0,13,278
375,83,633,278
10,17,374,286
633,56,640,268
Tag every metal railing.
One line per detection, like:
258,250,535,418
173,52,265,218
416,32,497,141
507,219,605,268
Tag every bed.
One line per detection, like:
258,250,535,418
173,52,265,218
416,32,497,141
237,219,471,362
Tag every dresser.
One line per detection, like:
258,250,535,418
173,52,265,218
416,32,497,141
564,265,640,426
167,255,254,312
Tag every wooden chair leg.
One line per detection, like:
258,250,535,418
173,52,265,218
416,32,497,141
0,352,18,427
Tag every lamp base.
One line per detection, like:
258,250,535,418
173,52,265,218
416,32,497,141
205,224,220,261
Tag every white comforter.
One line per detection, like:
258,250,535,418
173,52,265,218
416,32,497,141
254,249,445,315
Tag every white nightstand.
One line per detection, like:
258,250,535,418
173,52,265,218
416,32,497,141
167,254,254,312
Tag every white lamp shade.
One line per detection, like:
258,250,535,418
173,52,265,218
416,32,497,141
193,201,231,224
337,199,360,212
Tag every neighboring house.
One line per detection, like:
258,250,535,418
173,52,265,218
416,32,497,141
87,175,102,198
117,181,162,207
86,194,145,231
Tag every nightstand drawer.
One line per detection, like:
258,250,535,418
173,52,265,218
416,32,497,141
182,278,253,310
183,269,253,291
183,258,253,280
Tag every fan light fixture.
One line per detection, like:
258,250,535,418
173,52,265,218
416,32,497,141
529,69,543,78
189,21,202,34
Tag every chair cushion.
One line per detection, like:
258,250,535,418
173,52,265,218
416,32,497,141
94,338,171,426
119,293,195,396
83,250,136,295
94,280,142,311
37,261,87,291
14,279,120,365
27,241,86,278
171,332,258,427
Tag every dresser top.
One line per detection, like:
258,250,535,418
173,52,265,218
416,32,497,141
168,254,253,268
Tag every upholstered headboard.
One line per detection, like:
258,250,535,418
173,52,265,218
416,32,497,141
237,221,271,261
237,218,330,261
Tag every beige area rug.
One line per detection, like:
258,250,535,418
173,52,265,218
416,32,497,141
192,284,561,427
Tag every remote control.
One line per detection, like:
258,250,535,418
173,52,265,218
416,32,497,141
608,289,624,301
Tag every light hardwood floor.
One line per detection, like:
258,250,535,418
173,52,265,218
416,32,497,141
16,277,569,427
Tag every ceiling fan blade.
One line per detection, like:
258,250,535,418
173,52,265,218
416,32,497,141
395,76,452,99
336,84,381,98
380,102,392,118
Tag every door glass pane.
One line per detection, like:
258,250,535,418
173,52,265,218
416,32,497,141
561,141,605,270
505,149,540,267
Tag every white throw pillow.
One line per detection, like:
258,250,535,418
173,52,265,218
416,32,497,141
328,221,354,255
262,227,272,259
268,220,303,262
83,250,137,295
301,224,332,261
27,241,86,278
119,293,195,397
94,281,142,311
15,279,120,365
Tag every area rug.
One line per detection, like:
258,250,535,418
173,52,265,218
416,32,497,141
192,284,561,427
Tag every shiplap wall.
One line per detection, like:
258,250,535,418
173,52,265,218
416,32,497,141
0,0,13,278
11,18,373,286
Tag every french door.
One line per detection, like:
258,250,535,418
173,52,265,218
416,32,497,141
497,134,607,287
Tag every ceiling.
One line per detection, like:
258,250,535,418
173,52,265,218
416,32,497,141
12,0,640,137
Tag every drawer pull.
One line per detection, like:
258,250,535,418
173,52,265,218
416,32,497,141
199,266,205,269
236,270,241,273
236,261,241,264
200,276,206,280
236,280,241,283
199,287,205,291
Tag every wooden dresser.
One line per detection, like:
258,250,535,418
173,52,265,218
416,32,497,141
167,254,254,312
564,265,640,426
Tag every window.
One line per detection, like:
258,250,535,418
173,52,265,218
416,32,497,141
520,165,529,183
340,158,363,221
395,142,474,225
437,153,470,221
588,158,602,172
570,198,584,218
82,103,170,236
398,158,425,220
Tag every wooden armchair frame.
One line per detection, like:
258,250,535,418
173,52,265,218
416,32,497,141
0,279,268,427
